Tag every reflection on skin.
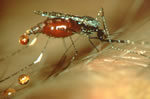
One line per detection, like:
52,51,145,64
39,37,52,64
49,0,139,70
0,0,150,99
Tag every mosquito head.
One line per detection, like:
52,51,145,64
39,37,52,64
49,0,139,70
34,10,49,17
34,10,43,16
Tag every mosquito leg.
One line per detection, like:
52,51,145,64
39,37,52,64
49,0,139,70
111,46,150,59
0,34,39,81
0,36,50,83
62,38,67,51
67,36,78,67
97,8,135,44
0,34,40,62
88,36,99,52
96,8,150,59
45,36,81,79
69,36,78,56
97,8,112,42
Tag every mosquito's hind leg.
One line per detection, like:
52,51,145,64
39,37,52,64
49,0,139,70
0,36,50,83
0,34,39,62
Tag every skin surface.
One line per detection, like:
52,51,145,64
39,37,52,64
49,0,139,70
0,0,150,99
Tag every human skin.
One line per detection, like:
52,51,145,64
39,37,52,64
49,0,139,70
0,0,150,99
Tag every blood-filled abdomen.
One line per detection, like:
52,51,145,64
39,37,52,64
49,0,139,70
42,18,81,38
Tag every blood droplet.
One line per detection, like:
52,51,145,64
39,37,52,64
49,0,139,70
2,88,16,96
18,74,30,85
19,34,29,45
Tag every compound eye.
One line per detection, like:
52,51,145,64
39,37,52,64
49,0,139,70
19,34,29,45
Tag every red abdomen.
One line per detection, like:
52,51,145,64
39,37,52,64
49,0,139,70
42,18,81,38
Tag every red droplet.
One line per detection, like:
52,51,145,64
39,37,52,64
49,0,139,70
18,74,30,85
2,88,16,96
19,34,29,45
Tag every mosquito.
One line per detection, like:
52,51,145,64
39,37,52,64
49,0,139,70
0,8,149,84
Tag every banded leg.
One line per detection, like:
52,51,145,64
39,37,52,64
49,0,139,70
97,8,140,44
96,8,150,59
